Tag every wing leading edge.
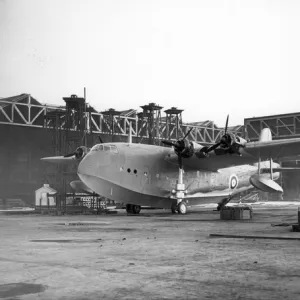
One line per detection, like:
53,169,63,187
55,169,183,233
242,138,300,160
41,156,78,164
171,137,300,172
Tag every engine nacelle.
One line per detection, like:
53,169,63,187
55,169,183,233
174,139,194,159
74,146,89,160
215,133,247,155
196,134,247,158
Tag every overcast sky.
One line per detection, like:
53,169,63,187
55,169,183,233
1,0,300,126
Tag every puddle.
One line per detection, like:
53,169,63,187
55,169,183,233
55,226,136,232
0,283,46,298
102,228,135,232
31,239,103,243
56,222,110,226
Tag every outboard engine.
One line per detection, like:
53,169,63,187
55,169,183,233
197,115,247,157
64,146,89,160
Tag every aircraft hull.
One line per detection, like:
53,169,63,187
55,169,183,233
76,143,281,208
78,172,251,208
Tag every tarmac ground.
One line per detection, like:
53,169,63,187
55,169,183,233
1,203,300,300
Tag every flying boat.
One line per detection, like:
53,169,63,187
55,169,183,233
41,116,300,214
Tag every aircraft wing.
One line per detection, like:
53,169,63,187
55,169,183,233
41,156,79,164
166,137,300,172
41,146,89,164
260,167,300,172
242,138,300,160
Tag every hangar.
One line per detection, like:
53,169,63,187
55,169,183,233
0,93,298,208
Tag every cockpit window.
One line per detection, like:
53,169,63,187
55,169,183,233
91,144,101,151
91,144,118,153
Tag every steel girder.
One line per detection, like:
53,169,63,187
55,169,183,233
0,99,244,145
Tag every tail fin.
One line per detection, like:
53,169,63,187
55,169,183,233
259,128,272,142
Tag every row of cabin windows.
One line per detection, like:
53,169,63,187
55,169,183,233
91,144,118,154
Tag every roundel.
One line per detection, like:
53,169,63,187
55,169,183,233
229,174,238,190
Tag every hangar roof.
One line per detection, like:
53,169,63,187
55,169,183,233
0,94,41,108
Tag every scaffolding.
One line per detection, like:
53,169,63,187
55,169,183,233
164,107,184,140
42,94,89,212
101,108,122,142
63,94,87,151
139,103,163,145
43,109,65,199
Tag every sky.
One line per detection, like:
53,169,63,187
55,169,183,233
1,0,300,126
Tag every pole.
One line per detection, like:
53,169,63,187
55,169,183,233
84,87,87,148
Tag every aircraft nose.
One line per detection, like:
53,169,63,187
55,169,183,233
78,151,96,176
78,147,112,180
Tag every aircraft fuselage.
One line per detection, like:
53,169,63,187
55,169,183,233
77,143,279,208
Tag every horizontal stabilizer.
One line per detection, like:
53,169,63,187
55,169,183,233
41,156,78,164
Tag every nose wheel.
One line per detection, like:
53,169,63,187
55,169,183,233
171,200,187,214
177,201,187,214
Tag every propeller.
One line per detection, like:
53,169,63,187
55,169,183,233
202,115,232,154
64,146,86,159
162,127,194,169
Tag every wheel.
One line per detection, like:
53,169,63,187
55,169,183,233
177,201,187,214
171,202,178,214
132,205,141,214
126,204,132,213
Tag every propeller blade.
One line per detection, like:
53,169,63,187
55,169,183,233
224,114,229,134
162,140,177,147
183,127,193,140
205,142,221,153
64,152,75,158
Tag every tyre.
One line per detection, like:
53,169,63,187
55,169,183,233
177,202,187,214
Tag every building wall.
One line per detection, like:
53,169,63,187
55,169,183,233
0,124,131,205
0,125,53,204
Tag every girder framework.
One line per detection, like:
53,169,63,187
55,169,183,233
245,112,300,141
0,97,244,145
